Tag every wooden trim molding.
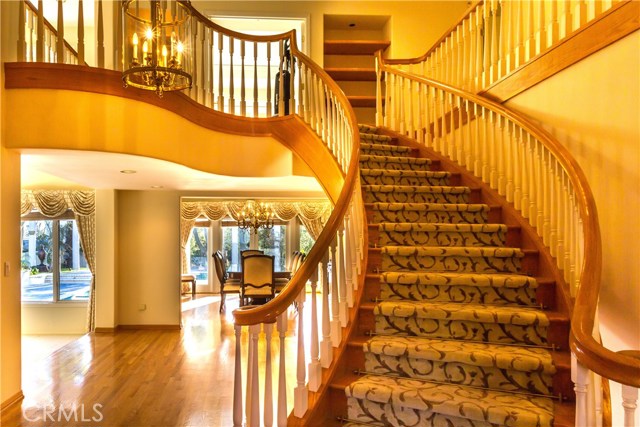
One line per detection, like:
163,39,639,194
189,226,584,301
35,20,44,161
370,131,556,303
117,324,181,331
93,327,117,333
1,391,24,414
481,1,640,103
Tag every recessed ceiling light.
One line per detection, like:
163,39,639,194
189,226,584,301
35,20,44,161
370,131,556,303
348,23,356,28
150,185,164,189
120,169,137,174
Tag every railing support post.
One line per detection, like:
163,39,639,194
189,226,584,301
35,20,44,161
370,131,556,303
622,383,639,427
572,352,590,427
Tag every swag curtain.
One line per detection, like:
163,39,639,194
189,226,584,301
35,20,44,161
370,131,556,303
21,190,96,331
179,200,332,268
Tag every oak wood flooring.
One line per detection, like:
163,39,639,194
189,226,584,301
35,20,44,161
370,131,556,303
2,295,301,426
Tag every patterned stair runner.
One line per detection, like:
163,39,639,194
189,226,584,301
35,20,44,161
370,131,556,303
346,125,557,427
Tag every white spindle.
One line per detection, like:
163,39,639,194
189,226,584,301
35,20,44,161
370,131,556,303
622,383,639,427
97,0,104,68
229,36,235,114
36,0,44,62
218,32,224,111
344,214,355,306
77,0,84,64
293,290,308,417
338,226,348,326
277,313,287,427
308,266,321,392
277,40,285,116
240,40,246,116
263,322,274,427
247,323,260,427
320,252,333,368
233,324,243,427
573,353,590,427
253,41,259,116
17,0,26,61
56,0,64,63
330,238,341,347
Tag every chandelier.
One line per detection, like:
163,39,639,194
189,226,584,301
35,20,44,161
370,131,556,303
238,201,276,234
122,0,192,96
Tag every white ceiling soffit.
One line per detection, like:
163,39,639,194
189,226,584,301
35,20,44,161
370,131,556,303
21,150,324,195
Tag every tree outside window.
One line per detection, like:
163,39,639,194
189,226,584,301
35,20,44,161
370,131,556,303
21,219,91,302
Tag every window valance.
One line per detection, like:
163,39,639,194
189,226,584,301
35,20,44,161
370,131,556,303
21,190,96,217
180,200,332,223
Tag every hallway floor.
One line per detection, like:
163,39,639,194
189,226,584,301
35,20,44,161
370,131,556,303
2,295,300,426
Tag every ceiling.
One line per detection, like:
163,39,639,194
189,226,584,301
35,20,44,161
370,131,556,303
21,150,325,196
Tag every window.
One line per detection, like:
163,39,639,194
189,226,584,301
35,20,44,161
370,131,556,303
258,224,287,271
222,224,250,272
299,224,315,255
188,227,209,281
21,218,91,302
221,221,288,272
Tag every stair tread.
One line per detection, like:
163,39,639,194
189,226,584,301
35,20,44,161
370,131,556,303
361,168,449,177
364,335,556,373
360,142,410,152
374,300,549,325
325,67,376,81
360,154,430,163
379,271,537,288
380,245,524,258
368,202,489,212
362,184,470,193
378,222,506,232
346,375,554,425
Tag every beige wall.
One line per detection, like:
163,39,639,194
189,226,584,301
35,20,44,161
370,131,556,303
21,304,88,335
192,1,469,65
117,190,181,326
95,189,118,329
505,32,640,425
1,1,23,405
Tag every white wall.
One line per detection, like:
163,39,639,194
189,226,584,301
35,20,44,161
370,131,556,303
506,31,640,426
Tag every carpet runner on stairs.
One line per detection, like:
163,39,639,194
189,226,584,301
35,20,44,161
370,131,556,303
344,124,557,426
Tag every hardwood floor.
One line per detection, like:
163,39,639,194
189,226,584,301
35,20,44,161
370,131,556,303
2,295,300,426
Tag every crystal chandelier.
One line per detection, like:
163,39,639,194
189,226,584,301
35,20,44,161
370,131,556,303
122,0,192,96
238,201,276,234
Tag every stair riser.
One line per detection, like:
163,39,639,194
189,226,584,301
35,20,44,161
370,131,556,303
370,209,489,225
361,174,450,186
360,160,431,171
380,253,522,274
364,191,469,204
377,229,506,247
375,315,548,346
364,353,553,395
347,398,497,427
379,283,538,306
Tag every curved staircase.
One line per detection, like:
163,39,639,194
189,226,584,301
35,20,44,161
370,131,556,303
332,125,574,426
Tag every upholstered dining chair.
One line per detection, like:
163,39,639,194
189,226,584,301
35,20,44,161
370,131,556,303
240,254,275,306
213,251,241,312
241,249,264,258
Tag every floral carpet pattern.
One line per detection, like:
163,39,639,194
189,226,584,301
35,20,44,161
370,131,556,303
345,126,556,426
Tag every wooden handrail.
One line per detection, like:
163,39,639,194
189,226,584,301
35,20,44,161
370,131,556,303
377,51,640,388
23,0,86,65
231,32,361,327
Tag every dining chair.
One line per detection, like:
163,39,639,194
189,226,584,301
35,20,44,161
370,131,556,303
241,254,275,306
213,251,241,312
275,251,301,292
241,249,264,258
